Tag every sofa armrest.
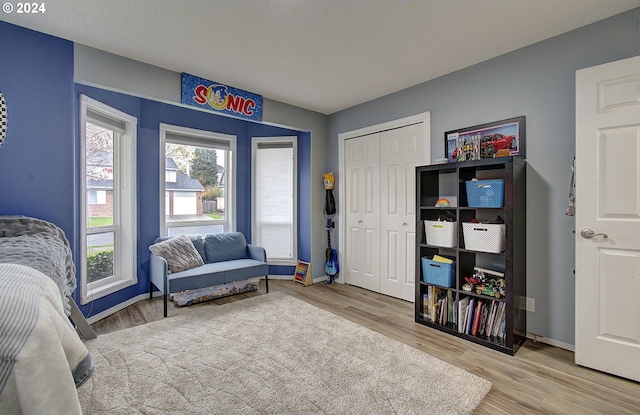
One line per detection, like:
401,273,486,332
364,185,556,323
149,253,168,293
247,244,267,263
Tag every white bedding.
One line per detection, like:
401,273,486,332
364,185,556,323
0,264,93,415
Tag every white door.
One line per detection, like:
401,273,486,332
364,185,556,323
344,133,380,291
380,124,425,301
575,55,640,382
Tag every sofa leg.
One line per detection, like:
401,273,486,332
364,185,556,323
265,275,269,293
163,292,168,318
149,281,153,300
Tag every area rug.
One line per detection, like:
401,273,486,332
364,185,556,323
78,292,491,414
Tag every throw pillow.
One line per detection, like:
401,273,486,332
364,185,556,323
149,234,204,273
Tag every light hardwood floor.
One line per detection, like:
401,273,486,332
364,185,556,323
91,280,640,415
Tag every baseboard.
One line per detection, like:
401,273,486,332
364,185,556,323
268,274,329,284
267,274,294,280
523,332,575,352
85,292,159,325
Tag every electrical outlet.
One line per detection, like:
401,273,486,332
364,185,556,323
517,296,535,312
525,296,535,312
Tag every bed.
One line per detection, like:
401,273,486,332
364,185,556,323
0,216,94,415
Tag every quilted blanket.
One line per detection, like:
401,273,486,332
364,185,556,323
0,216,76,315
0,264,93,415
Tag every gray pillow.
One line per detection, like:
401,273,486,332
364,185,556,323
149,234,204,273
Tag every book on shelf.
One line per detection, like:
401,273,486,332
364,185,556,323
471,300,483,336
422,293,430,320
493,302,506,337
479,302,489,336
498,304,507,338
465,298,476,335
430,287,440,322
458,296,470,333
463,303,470,333
433,254,453,264
486,301,498,337
447,290,455,325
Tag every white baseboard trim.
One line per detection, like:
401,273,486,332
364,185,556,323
85,292,160,325
267,275,293,280
524,332,575,352
268,274,329,284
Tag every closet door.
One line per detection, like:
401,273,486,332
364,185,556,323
344,133,380,291
380,123,425,301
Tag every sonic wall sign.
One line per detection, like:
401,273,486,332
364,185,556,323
181,73,263,122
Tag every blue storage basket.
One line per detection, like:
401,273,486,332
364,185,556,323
466,179,505,208
421,256,456,288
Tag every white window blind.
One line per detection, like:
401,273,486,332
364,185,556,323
165,132,230,150
86,109,126,134
253,138,296,264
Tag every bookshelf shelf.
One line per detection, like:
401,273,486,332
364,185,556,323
415,157,526,355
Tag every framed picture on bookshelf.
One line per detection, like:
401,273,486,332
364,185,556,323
293,260,312,286
445,116,525,163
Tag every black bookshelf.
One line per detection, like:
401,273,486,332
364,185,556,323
415,157,526,355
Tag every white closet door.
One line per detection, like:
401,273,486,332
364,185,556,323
344,133,380,291
380,123,425,301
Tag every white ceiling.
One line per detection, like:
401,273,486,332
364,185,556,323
3,1,639,114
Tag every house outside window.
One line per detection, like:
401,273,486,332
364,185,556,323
87,189,107,205
160,124,236,236
80,95,137,304
165,157,204,216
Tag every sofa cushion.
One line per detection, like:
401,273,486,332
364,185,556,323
155,235,206,263
149,234,204,273
167,259,268,293
204,232,248,263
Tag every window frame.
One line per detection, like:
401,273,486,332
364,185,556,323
251,136,298,266
159,123,237,236
79,95,137,305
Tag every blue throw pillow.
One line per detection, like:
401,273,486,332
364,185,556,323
204,232,248,263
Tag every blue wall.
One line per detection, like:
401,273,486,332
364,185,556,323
0,22,310,318
74,85,308,317
0,22,75,242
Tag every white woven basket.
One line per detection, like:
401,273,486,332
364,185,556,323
424,220,457,248
462,222,505,253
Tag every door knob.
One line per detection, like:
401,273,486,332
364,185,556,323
580,228,608,239
402,222,407,226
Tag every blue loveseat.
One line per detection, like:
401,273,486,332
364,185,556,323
149,232,269,317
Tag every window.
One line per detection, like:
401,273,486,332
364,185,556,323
80,95,137,304
252,137,297,265
160,124,236,236
87,190,106,205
